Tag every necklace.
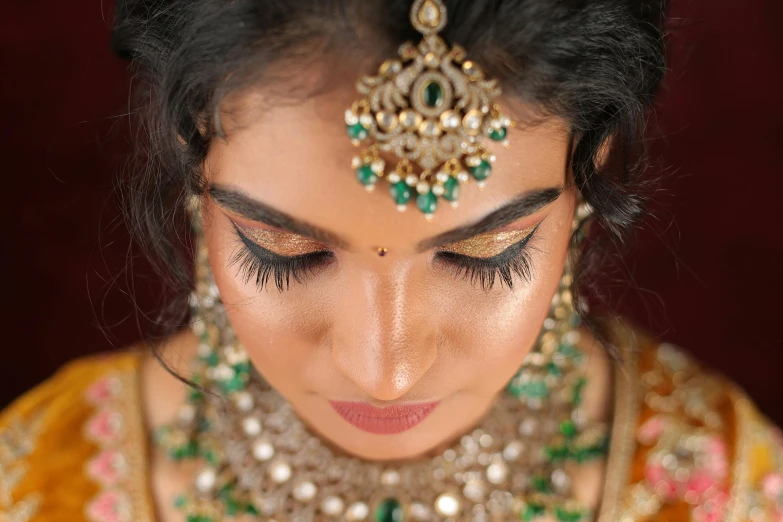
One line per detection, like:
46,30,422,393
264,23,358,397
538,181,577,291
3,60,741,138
156,208,608,522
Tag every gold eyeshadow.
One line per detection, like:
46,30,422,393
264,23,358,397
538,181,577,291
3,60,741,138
235,223,326,257
440,225,537,259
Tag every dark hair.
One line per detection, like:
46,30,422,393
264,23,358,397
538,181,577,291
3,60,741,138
111,0,667,354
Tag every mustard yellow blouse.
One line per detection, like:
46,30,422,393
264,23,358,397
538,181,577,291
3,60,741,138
1,333,781,522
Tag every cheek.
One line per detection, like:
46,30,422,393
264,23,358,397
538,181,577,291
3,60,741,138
202,210,331,394
435,207,574,394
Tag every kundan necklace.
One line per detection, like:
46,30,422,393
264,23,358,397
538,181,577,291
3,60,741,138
155,203,609,522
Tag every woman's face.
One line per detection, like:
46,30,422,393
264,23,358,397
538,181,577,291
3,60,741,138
201,85,577,461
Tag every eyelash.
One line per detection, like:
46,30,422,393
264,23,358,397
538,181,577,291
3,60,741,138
434,226,539,291
231,227,334,292
230,225,539,293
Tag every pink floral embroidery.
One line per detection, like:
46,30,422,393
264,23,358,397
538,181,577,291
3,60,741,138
763,472,783,521
85,490,133,522
85,376,123,405
85,409,124,445
640,417,730,521
638,414,666,445
86,449,127,487
83,372,139,522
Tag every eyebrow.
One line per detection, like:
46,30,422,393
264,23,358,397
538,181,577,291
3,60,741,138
415,186,563,250
208,185,563,252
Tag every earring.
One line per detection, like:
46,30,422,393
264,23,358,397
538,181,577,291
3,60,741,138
505,201,594,408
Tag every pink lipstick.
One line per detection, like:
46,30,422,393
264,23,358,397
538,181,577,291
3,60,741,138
329,401,439,435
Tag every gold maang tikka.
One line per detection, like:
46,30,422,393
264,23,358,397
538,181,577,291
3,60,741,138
345,0,513,220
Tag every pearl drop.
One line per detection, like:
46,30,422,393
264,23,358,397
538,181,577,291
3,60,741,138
371,159,386,174
417,182,431,195
268,461,291,483
380,470,401,486
293,481,317,501
463,482,484,502
551,469,571,493
503,440,524,461
410,502,431,521
435,171,449,183
178,404,196,423
234,391,254,412
242,416,262,437
406,174,420,186
435,492,462,517
387,172,401,184
432,184,445,196
345,110,359,125
519,418,539,436
213,364,234,381
466,155,481,167
252,439,274,462
345,502,369,521
351,156,362,169
486,462,508,484
397,205,407,212
457,171,470,183
321,496,344,516
195,468,216,493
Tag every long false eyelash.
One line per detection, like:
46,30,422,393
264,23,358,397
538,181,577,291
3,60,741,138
230,228,333,292
435,228,540,291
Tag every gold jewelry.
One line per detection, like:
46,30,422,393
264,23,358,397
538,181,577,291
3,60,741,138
346,0,513,220
377,247,389,257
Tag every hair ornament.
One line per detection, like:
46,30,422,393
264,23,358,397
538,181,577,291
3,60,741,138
346,0,513,220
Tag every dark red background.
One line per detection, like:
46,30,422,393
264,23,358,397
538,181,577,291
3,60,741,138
2,0,782,421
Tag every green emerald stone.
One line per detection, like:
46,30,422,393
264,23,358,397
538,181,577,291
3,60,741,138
357,165,378,186
374,498,403,522
171,440,199,460
554,505,586,522
470,160,492,181
347,123,369,140
546,362,562,376
531,475,550,493
490,127,508,141
390,181,413,205
571,377,587,405
442,176,460,201
521,502,546,521
220,374,247,393
416,191,438,215
560,419,576,438
423,81,444,108
186,516,215,522
233,361,251,374
522,380,549,398
507,380,523,397
545,442,569,461
201,351,219,367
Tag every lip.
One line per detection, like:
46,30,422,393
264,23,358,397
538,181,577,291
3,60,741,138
329,401,440,435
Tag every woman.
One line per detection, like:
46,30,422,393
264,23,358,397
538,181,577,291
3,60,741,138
1,0,780,521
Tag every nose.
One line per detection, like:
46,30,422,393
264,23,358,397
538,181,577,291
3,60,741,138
331,267,438,402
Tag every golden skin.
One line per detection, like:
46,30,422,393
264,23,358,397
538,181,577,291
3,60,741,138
141,82,614,521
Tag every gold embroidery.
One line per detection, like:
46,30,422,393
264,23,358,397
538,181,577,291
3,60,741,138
0,415,43,522
83,369,154,522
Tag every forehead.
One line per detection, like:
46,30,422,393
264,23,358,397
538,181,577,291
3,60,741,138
205,87,572,249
